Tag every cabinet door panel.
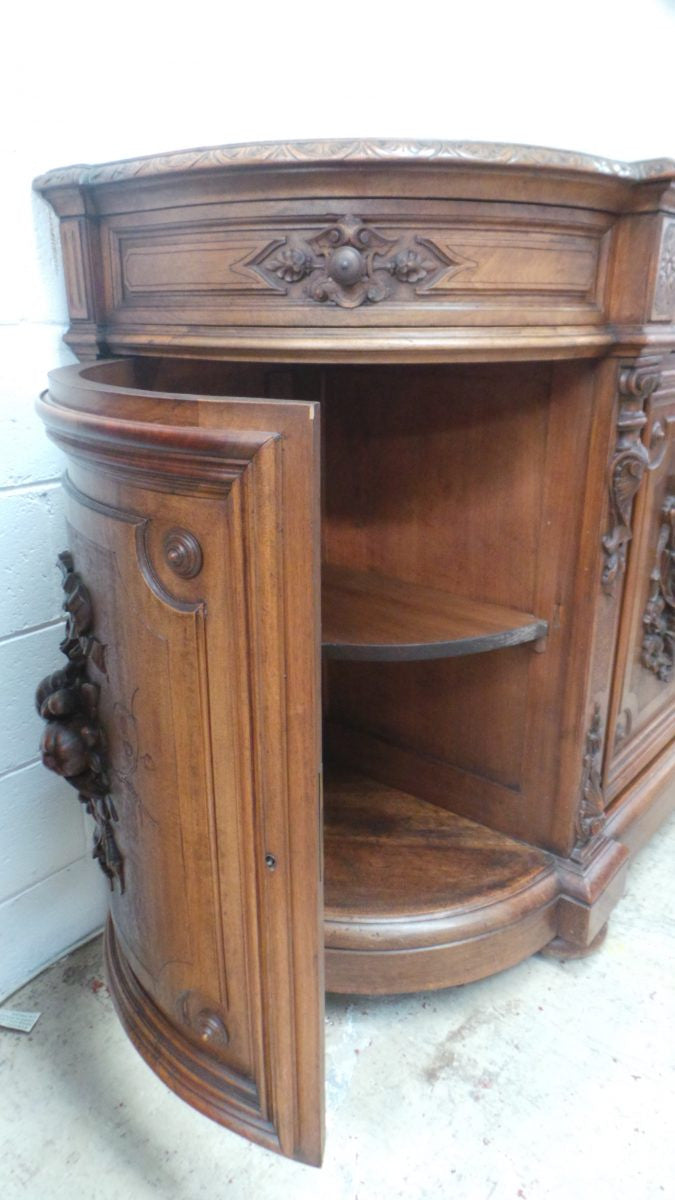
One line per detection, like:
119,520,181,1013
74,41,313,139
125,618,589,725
606,371,675,800
38,361,324,1165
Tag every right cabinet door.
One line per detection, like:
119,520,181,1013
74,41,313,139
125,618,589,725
606,366,675,801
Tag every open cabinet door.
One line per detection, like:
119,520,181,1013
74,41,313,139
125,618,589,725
36,360,324,1165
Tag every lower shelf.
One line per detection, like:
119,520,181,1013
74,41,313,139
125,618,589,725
323,769,559,994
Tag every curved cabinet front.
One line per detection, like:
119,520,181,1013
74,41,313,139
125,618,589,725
38,359,324,1166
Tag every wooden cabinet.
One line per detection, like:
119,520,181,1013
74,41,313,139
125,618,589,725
33,141,675,1165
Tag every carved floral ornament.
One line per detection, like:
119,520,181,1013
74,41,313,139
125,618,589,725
601,361,662,596
249,215,476,309
35,552,124,891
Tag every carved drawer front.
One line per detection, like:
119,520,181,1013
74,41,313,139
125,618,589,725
37,361,324,1165
99,198,611,335
606,369,675,800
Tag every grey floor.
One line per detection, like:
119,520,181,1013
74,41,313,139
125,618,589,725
2,815,674,1200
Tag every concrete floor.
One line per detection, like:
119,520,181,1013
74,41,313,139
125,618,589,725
1,814,674,1200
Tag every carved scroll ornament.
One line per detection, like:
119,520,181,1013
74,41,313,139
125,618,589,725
641,493,675,681
254,215,474,308
602,362,661,596
35,552,124,891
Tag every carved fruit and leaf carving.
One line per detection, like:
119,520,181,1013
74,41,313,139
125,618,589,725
573,703,606,855
641,493,675,682
251,215,475,308
35,552,124,891
602,362,662,596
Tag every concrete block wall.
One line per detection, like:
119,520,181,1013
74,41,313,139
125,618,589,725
2,0,674,999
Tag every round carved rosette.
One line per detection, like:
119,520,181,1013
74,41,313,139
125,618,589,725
163,529,203,579
193,1010,229,1046
178,991,229,1051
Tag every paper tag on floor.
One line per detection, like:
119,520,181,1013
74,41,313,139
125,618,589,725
0,1009,41,1033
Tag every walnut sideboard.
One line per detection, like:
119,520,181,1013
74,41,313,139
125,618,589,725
33,140,675,1165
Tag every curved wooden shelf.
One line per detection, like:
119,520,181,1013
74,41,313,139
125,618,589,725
323,769,558,994
322,564,547,661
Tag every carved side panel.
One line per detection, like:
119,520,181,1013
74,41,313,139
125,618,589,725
59,213,105,360
605,364,675,800
652,219,675,321
60,221,91,320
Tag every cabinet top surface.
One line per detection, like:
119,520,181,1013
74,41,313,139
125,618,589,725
33,137,675,191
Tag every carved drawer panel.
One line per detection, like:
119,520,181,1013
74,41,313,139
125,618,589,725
100,199,611,332
606,363,675,800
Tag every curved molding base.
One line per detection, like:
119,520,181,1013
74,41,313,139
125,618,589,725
103,919,280,1156
321,750,675,994
325,899,559,995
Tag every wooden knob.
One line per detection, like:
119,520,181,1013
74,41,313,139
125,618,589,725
163,529,203,578
326,245,364,287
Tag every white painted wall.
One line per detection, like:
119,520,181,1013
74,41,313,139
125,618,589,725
2,0,675,998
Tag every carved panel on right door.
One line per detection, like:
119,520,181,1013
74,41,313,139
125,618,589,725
606,357,675,801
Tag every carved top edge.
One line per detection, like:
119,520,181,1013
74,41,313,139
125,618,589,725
32,137,675,192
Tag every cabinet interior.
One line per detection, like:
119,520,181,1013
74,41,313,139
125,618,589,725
82,354,560,985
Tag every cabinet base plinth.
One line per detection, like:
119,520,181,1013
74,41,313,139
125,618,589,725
539,922,609,961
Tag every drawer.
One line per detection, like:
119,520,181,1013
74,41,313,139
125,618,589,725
98,197,611,335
